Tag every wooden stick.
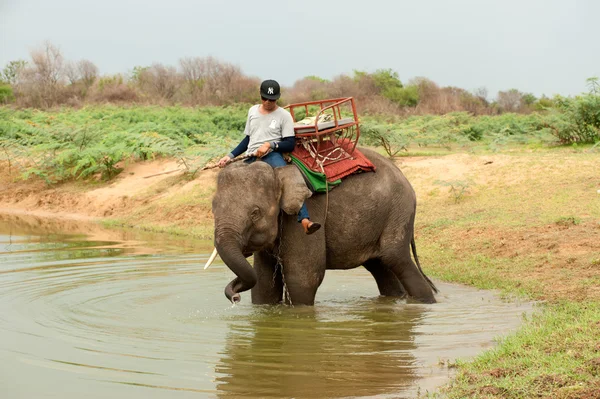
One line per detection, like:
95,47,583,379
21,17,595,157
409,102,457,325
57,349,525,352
143,154,253,179
143,169,183,178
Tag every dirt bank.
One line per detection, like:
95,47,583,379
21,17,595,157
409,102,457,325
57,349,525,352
0,154,483,223
0,159,219,229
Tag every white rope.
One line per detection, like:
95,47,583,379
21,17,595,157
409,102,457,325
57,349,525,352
301,139,350,164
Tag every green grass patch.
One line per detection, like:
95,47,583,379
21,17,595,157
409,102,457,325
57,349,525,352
443,301,600,399
419,241,541,300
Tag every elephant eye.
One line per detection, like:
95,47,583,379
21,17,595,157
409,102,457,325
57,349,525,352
250,208,262,223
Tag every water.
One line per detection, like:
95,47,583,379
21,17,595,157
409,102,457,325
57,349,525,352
0,214,533,399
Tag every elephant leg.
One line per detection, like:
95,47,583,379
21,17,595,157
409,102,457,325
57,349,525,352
277,236,326,306
363,259,407,297
251,250,284,305
275,208,327,306
280,265,325,306
384,253,436,304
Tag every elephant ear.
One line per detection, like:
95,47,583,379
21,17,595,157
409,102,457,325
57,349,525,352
275,165,312,215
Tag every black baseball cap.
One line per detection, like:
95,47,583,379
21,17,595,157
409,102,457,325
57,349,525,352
260,79,281,100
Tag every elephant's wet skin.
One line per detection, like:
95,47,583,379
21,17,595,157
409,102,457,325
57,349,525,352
211,147,438,305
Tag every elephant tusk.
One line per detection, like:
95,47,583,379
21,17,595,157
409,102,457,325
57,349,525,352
204,248,219,270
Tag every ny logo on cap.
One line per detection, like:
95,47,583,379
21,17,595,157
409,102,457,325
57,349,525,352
268,87,274,95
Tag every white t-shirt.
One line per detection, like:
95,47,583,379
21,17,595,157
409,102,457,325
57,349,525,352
244,105,295,154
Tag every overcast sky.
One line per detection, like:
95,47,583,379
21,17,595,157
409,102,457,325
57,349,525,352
1,0,598,98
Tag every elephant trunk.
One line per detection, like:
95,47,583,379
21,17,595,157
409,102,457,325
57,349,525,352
215,230,257,303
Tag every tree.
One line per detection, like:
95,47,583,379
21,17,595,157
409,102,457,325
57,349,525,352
304,75,329,83
17,42,67,107
496,89,523,112
179,57,207,102
1,60,27,84
65,59,98,87
30,42,65,87
137,63,181,100
371,69,403,91
522,93,537,106
178,56,255,105
473,87,488,103
586,77,600,95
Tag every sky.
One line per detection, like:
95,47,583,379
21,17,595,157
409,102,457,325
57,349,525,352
1,0,599,98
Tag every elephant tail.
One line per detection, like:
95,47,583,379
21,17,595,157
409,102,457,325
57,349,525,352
411,236,439,294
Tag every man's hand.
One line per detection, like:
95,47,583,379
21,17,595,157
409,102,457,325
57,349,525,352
255,142,272,158
218,155,232,168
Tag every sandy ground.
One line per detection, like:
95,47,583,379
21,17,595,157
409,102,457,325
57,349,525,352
0,159,211,220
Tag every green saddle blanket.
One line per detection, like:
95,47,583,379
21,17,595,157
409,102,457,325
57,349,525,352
289,155,341,193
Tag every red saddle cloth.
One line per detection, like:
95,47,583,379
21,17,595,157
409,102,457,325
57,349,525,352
291,139,376,182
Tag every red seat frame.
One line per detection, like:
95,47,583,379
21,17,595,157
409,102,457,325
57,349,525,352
284,97,360,169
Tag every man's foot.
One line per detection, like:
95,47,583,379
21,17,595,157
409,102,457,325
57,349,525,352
301,219,321,235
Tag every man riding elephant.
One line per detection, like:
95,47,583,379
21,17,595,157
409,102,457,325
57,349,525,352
217,79,321,235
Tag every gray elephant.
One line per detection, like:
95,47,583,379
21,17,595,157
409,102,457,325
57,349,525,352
211,147,438,305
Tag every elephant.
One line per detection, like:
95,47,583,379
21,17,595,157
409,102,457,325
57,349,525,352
210,147,438,305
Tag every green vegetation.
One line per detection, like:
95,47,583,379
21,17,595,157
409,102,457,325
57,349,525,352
0,83,14,104
2,96,599,185
360,91,600,158
444,302,600,399
0,105,248,184
361,111,556,157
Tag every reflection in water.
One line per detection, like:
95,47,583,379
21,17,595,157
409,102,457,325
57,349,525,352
0,214,534,399
217,304,423,399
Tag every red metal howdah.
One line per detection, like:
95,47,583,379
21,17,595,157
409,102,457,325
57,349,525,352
284,97,361,169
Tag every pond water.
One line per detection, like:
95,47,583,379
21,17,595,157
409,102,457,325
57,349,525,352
0,214,533,399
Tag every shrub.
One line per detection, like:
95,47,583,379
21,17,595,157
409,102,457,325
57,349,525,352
385,85,420,107
461,125,483,141
547,94,600,144
89,75,139,103
0,84,15,104
70,142,127,180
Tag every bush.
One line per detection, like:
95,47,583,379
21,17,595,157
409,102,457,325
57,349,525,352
461,125,483,141
0,84,14,104
385,85,420,107
89,75,139,103
546,94,600,144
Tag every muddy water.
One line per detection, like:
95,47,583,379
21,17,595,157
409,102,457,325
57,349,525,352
0,214,533,399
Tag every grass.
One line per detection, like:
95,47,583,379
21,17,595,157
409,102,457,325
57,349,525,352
443,302,600,399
